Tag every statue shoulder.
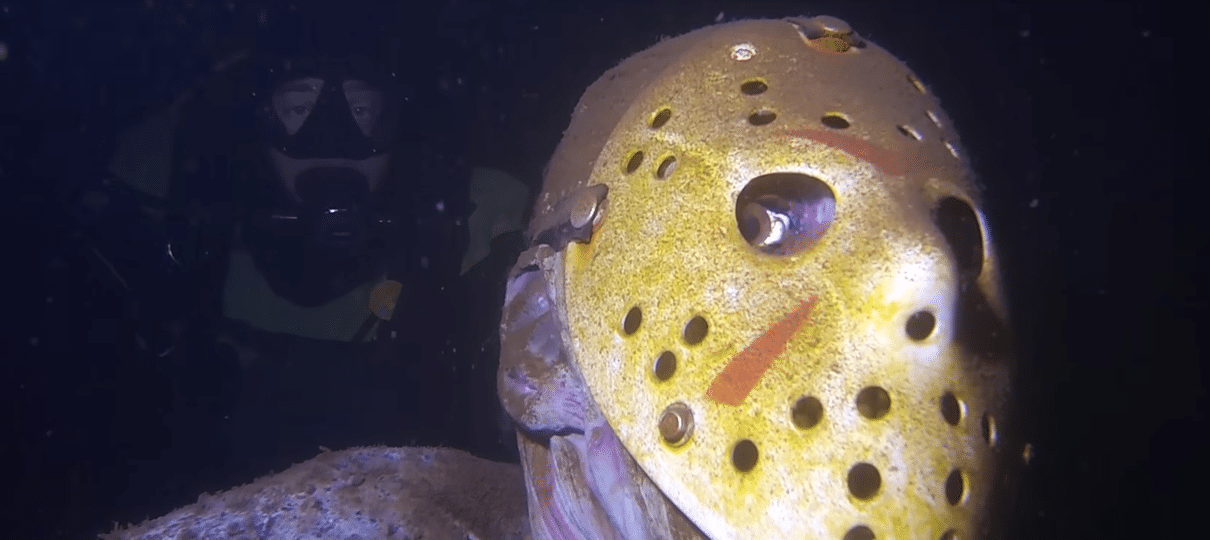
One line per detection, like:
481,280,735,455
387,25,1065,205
103,446,530,540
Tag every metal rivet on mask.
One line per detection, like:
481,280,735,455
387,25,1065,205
659,402,694,446
570,188,602,229
531,183,610,249
808,15,852,36
788,15,863,53
730,43,757,61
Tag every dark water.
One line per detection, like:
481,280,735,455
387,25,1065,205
1,1,1183,539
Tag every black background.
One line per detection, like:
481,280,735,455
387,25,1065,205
1,1,1188,539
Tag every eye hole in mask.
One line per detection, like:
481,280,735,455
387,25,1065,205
735,172,836,256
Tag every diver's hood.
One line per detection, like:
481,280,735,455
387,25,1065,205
497,17,1023,540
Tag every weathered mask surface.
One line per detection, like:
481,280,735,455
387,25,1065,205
499,16,1021,540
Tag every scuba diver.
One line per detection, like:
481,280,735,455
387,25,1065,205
103,16,1025,540
72,14,530,494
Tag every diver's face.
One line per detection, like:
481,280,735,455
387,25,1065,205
266,76,390,202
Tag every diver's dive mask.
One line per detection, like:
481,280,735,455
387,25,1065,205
257,54,397,160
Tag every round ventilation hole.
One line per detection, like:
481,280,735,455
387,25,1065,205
906,310,936,340
940,391,962,426
740,79,768,95
748,109,777,126
847,462,882,500
656,156,677,179
939,530,958,540
731,439,759,472
650,108,672,129
791,395,824,429
945,469,966,505
683,315,708,346
843,525,876,540
821,113,850,129
856,386,891,420
981,412,997,446
622,306,642,335
896,124,922,140
653,351,677,381
625,151,644,174
944,140,960,159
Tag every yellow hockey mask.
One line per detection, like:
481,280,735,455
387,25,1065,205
499,16,1021,540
